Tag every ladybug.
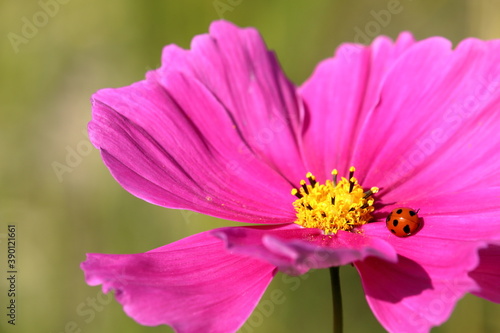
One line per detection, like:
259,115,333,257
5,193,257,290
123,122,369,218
386,207,420,237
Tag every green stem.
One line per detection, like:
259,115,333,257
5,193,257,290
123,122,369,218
329,266,343,333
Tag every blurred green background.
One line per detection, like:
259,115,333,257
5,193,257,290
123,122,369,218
1,0,499,332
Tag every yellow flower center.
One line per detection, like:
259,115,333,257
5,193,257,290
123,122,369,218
291,167,378,234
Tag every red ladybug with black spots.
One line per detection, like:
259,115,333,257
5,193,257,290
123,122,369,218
386,207,421,237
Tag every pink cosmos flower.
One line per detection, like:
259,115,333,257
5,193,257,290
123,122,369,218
81,20,500,333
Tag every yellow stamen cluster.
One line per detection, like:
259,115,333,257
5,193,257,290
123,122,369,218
291,167,378,234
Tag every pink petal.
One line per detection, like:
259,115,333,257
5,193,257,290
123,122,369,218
369,187,500,243
357,222,484,332
298,32,416,180
353,37,500,199
81,231,276,333
89,20,308,223
213,224,397,275
356,255,476,333
155,21,307,183
390,186,500,216
469,244,500,303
